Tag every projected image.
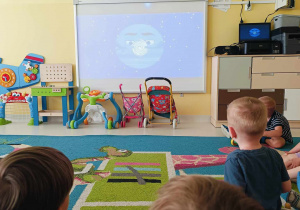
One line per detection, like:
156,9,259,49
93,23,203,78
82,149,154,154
77,12,204,79
116,24,164,69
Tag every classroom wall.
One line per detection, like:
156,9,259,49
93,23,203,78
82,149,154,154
0,0,299,116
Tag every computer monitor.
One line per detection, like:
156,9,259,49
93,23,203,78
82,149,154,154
239,23,271,43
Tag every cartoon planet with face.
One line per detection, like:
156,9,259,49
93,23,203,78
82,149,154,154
249,28,260,37
116,24,164,69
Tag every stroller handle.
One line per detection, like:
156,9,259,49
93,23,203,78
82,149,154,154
120,83,143,93
145,77,172,85
119,84,124,95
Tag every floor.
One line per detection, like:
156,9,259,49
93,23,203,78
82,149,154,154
2,116,300,137
1,116,298,208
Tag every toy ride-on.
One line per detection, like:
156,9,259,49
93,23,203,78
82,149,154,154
66,86,122,129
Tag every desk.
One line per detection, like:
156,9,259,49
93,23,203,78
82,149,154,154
31,86,75,126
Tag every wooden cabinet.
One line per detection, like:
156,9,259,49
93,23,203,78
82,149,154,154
211,55,300,128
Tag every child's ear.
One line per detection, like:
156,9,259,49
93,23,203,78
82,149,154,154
228,126,237,139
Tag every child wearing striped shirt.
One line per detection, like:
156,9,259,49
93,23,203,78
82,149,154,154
258,96,293,148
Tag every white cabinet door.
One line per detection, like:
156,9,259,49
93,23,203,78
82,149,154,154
219,57,252,89
284,89,300,120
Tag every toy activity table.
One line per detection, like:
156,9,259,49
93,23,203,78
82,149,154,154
31,64,75,126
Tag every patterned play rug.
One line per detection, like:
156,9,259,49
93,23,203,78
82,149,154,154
0,135,299,210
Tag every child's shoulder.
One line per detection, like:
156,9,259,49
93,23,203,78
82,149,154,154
259,147,283,162
226,149,244,160
227,147,280,159
273,110,286,120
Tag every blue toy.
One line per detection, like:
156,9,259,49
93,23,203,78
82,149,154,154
67,86,122,129
0,53,44,94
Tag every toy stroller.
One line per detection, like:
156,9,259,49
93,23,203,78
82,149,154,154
119,84,145,128
144,77,179,129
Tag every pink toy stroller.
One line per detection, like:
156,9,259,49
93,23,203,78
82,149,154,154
119,84,145,128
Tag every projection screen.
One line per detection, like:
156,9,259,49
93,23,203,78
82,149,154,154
74,0,207,93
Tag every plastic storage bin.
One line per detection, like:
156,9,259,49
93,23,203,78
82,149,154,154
273,15,300,29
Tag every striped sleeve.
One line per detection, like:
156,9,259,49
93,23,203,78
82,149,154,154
272,118,283,128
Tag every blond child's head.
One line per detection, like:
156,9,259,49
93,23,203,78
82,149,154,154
150,175,263,210
258,96,276,118
227,97,267,137
0,147,74,210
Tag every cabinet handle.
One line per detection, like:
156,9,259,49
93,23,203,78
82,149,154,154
262,89,275,92
262,57,275,60
249,67,251,79
261,73,274,76
227,89,241,92
284,99,288,111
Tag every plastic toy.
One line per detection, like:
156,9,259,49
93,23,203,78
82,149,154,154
119,84,145,128
23,61,32,71
29,73,37,81
284,202,291,209
0,92,40,125
67,86,122,129
31,64,74,126
144,77,179,129
231,139,238,146
0,53,44,94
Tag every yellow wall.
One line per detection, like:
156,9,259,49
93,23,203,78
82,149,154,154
0,0,299,115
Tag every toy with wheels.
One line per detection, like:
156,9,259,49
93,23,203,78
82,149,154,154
66,86,122,129
231,139,238,146
144,77,179,129
119,84,145,128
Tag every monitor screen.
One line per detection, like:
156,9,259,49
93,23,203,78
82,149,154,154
239,23,270,42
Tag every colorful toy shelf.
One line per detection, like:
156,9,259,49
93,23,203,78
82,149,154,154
31,64,75,126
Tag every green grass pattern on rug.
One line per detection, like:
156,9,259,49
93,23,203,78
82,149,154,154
86,153,169,202
292,182,300,193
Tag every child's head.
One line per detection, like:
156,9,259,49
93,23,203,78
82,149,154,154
227,97,267,138
0,146,74,210
150,175,263,210
258,96,276,118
